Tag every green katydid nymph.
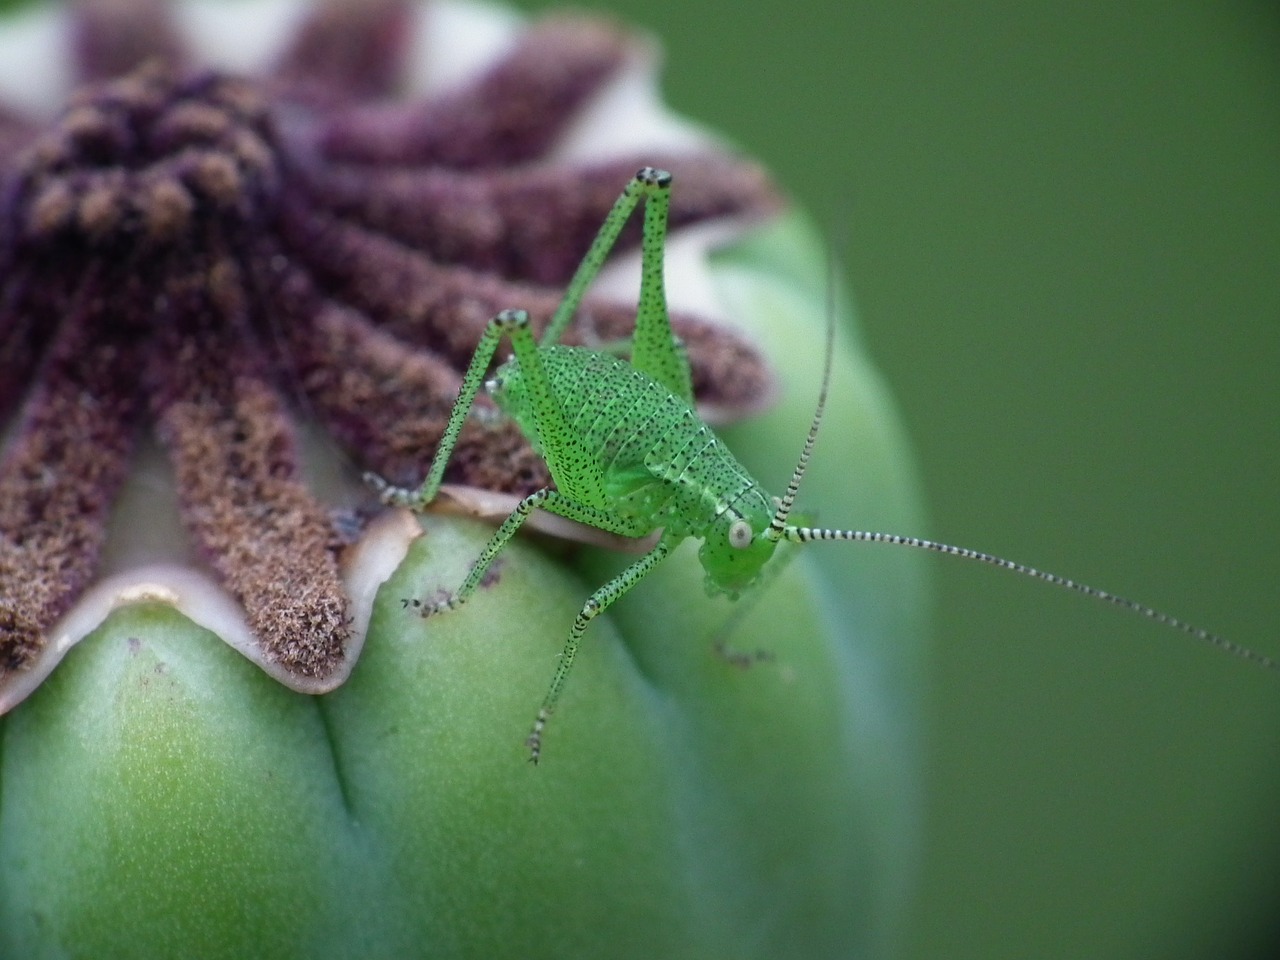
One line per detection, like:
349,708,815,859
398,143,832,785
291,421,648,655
368,167,1278,763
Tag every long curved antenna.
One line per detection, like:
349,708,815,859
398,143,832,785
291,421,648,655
766,246,838,542
780,526,1280,674
760,229,1274,676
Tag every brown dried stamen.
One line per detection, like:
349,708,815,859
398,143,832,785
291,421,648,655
148,243,350,678
0,0,785,707
0,267,142,675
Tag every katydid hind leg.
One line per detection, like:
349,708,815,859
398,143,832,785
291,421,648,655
500,308,606,508
541,171,649,348
626,168,694,403
539,167,692,401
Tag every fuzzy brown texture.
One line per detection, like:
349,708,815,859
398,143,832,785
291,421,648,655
147,245,350,677
278,199,770,447
0,0,781,695
0,267,142,673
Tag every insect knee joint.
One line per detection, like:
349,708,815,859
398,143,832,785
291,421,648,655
494,308,530,331
634,166,672,190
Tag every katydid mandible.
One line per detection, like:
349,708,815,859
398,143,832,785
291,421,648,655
369,167,1278,763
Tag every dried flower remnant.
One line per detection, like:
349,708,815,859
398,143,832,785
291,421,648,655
0,0,780,712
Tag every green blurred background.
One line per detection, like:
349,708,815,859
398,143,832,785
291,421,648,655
3,1,1276,957
504,0,1280,957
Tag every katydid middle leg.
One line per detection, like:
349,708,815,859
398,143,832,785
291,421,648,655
526,531,677,763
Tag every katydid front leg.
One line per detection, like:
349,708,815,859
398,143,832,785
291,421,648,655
365,309,527,511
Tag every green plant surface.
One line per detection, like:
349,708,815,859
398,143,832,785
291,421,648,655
0,208,927,960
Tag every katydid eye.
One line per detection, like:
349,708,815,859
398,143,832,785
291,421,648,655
728,519,753,549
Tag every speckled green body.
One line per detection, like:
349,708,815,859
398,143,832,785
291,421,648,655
493,343,779,582
372,168,783,758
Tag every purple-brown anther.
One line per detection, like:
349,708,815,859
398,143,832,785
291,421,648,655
0,0,780,708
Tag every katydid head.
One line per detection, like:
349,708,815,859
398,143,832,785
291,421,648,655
698,494,780,598
697,283,836,598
